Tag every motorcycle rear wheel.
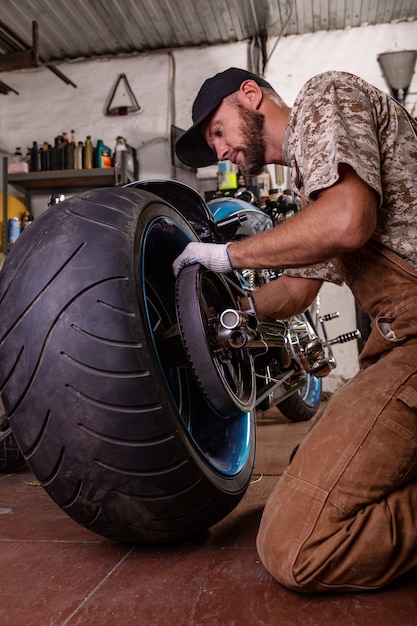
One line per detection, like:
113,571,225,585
0,186,255,543
176,264,256,418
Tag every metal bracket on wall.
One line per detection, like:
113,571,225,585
105,73,141,116
0,80,19,95
0,20,76,89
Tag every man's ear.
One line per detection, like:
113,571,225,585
238,79,263,109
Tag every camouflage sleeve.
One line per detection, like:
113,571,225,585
292,72,383,203
283,261,344,285
281,73,388,286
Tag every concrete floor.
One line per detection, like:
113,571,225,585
1,403,417,625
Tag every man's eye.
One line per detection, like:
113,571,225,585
215,126,222,137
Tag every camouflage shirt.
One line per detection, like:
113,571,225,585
281,71,417,283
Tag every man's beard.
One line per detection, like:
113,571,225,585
235,105,266,177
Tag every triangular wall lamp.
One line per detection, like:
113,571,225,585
105,73,142,116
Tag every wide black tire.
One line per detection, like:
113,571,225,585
0,186,255,543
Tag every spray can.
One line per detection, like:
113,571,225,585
8,217,21,243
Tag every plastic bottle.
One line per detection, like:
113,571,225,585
30,141,39,172
66,130,75,170
113,136,136,181
113,136,127,166
24,148,31,167
40,142,50,171
54,135,66,170
128,143,138,179
74,141,83,170
113,136,127,180
95,139,112,168
83,135,93,169
12,148,22,164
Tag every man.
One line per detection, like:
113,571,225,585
174,67,417,593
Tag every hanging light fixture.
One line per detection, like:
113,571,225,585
377,50,417,105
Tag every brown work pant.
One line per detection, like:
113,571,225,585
256,241,417,592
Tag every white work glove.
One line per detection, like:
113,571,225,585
173,242,233,276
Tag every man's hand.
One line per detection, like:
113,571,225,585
172,242,233,276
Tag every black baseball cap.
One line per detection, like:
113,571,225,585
175,67,272,168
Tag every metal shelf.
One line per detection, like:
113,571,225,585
2,157,123,253
6,167,117,194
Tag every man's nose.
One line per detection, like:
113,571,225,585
214,140,228,161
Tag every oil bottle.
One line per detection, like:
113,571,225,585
95,139,112,168
83,135,93,169
74,141,83,169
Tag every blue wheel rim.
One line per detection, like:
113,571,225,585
298,374,322,408
140,214,252,477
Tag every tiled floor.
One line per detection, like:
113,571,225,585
1,403,417,625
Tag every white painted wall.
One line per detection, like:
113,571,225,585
2,22,415,177
264,21,417,108
1,21,416,390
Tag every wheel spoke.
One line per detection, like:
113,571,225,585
156,324,188,367
177,265,256,416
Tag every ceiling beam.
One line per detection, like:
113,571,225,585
0,20,76,88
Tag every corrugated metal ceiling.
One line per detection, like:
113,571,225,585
0,0,416,65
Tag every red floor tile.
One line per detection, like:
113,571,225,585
1,405,416,626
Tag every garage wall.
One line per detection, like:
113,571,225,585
1,21,415,176
1,20,416,390
264,21,417,108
